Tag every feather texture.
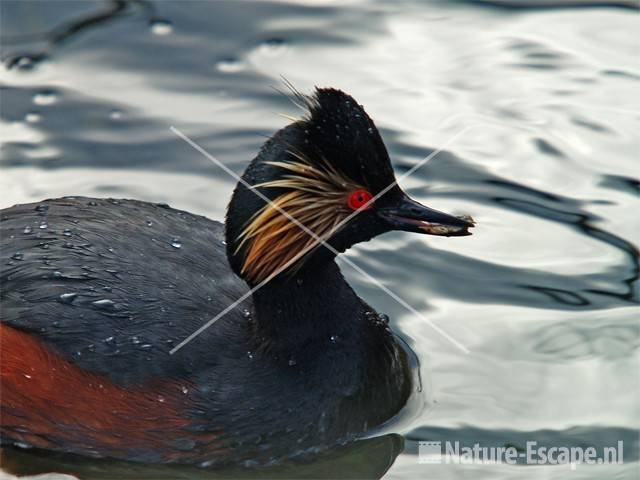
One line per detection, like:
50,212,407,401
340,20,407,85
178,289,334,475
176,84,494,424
237,152,361,282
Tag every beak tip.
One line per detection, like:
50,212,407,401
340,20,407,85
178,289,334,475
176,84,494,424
458,214,476,227
378,196,475,238
458,215,476,236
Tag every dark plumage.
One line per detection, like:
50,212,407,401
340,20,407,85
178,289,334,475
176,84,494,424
0,88,473,466
2,198,246,383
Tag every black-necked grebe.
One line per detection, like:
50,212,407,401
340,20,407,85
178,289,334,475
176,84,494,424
0,88,473,466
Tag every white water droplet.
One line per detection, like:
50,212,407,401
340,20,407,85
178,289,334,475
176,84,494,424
150,19,173,35
216,58,245,73
16,56,34,69
25,112,41,123
92,299,116,310
259,38,288,57
33,91,57,106
59,292,78,304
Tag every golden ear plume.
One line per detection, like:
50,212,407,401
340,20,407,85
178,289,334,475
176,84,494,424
236,151,359,283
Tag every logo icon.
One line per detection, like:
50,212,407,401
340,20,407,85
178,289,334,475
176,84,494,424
419,441,442,464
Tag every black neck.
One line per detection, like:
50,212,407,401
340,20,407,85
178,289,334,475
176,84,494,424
246,258,413,428
249,260,362,355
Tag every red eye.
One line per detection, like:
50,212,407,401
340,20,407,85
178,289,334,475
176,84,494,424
347,189,373,211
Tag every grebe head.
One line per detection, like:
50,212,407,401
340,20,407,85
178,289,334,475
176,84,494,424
226,88,473,285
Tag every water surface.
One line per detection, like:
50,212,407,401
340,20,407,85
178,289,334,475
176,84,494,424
1,0,638,478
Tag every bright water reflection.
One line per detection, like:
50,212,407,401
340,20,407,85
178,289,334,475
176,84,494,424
1,0,638,478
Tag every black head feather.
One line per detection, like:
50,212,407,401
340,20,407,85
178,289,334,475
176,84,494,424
225,88,399,283
296,88,396,193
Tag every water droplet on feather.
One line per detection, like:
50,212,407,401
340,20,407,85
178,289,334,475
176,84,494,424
59,293,78,304
92,299,117,310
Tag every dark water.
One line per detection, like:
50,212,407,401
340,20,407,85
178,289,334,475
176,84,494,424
1,0,638,478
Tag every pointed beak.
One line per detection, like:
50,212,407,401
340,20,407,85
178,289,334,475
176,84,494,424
378,195,474,237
